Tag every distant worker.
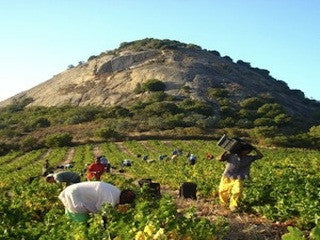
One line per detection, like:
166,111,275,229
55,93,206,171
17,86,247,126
171,154,178,161
217,143,263,212
86,157,106,181
172,149,178,155
158,154,167,161
121,159,132,167
64,163,74,169
99,155,111,172
46,171,81,186
188,154,197,165
206,153,214,160
42,159,54,177
58,181,136,222
172,149,183,156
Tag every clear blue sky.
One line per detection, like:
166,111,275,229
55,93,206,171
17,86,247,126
0,0,319,101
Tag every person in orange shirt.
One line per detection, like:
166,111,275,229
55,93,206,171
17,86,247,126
86,157,106,181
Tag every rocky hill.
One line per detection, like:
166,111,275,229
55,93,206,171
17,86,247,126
1,38,319,119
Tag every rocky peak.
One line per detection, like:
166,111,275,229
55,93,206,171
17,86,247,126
0,38,319,120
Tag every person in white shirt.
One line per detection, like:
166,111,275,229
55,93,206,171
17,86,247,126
58,181,135,222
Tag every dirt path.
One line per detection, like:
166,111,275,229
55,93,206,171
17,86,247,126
59,147,75,166
114,142,135,156
138,141,156,152
93,144,103,158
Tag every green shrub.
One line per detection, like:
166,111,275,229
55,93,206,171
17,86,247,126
237,60,251,68
162,114,186,129
134,83,144,94
65,107,100,124
0,123,7,130
95,128,121,140
220,106,236,117
236,119,253,128
0,142,9,156
257,103,285,118
178,99,214,116
274,114,291,126
146,116,167,130
182,85,191,93
118,38,201,51
186,43,202,50
5,97,33,113
309,125,320,137
239,109,256,120
196,116,219,129
21,136,40,152
207,87,228,99
267,133,316,148
252,68,270,77
290,89,305,99
129,101,148,112
143,102,180,116
240,97,264,110
108,106,132,118
87,55,97,61
183,114,205,127
209,50,220,56
45,133,73,148
31,117,51,128
142,79,166,92
252,126,279,138
219,117,235,127
147,91,168,102
254,117,274,127
223,56,233,62
217,98,231,107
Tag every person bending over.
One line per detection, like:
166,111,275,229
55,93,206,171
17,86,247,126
58,181,136,222
46,171,81,186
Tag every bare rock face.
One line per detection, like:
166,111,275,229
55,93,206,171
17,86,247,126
0,41,318,119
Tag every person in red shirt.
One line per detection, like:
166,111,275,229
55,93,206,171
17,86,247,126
86,157,106,181
206,153,214,160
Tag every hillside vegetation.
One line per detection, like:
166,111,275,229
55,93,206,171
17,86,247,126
1,38,320,155
1,89,320,156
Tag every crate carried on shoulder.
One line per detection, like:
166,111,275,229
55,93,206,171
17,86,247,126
217,134,250,154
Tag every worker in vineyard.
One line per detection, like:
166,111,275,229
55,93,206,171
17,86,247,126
217,143,263,212
42,159,54,177
58,181,136,222
206,153,214,160
188,154,197,165
46,171,81,186
86,156,106,181
99,155,111,172
171,154,178,161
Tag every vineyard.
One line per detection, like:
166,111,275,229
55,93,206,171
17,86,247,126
1,140,320,239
